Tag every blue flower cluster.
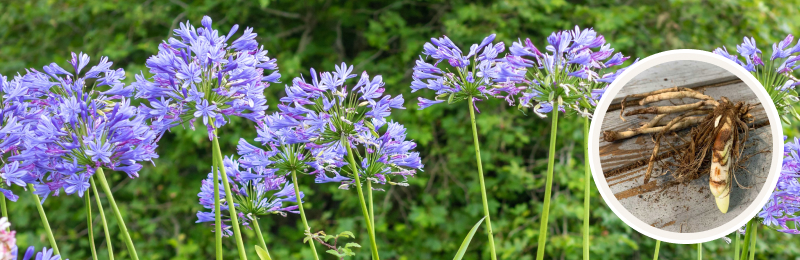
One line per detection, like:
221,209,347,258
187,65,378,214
412,34,505,112
196,62,422,227
759,136,800,234
134,16,280,138
411,27,632,117
0,53,159,203
497,26,631,117
196,156,300,236
714,35,800,123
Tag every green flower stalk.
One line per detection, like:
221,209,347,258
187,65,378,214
91,176,115,260
653,240,661,260
28,184,60,256
95,167,139,260
412,34,506,260
85,190,99,260
697,243,702,260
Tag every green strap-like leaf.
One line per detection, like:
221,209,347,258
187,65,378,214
453,217,486,260
255,245,272,260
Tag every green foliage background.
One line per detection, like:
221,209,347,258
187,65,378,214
2,0,800,259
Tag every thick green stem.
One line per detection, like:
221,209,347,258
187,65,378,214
740,220,753,260
367,180,376,241
86,190,99,260
653,240,660,260
94,167,138,260
211,133,248,260
734,231,740,260
251,218,273,260
212,141,223,260
697,243,702,260
748,222,757,260
536,109,559,260
467,97,498,260
290,170,319,260
91,177,115,260
344,140,380,260
583,117,591,260
28,184,60,256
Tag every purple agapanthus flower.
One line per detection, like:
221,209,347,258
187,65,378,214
758,136,800,234
344,121,423,188
411,34,505,111
713,35,800,123
2,53,159,203
196,156,300,236
275,63,421,188
134,15,280,138
494,26,631,118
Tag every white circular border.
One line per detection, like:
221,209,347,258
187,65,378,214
588,49,783,244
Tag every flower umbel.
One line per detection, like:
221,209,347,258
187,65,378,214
4,54,158,202
495,26,631,117
759,136,800,234
713,35,800,123
412,34,505,112
196,156,300,237
135,15,280,137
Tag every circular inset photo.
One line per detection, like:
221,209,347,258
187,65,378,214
588,50,783,244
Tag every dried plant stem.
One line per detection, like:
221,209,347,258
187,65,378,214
211,132,248,260
85,190,99,260
344,139,380,260
28,184,60,256
95,167,138,260
536,109,559,260
583,117,591,260
653,240,661,260
468,97,498,260
251,218,273,260
91,176,115,260
290,169,319,260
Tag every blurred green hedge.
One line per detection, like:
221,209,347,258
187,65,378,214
2,0,800,259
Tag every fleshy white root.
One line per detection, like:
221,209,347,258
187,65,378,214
710,115,734,213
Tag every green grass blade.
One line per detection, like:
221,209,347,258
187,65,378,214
453,217,486,260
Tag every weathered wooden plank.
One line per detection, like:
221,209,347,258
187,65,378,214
598,60,773,233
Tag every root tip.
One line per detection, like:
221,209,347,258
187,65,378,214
603,131,619,142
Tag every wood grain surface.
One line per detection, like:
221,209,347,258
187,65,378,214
599,60,772,233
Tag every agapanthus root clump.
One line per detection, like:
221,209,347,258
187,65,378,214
603,87,756,213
